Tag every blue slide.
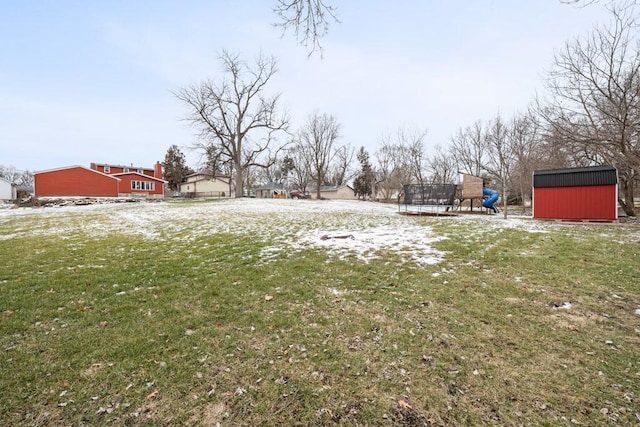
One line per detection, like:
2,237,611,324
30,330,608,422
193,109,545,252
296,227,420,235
482,187,499,213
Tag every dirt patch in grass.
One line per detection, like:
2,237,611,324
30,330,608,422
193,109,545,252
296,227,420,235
189,401,228,425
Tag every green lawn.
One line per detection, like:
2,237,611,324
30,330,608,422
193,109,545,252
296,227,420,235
1,199,639,426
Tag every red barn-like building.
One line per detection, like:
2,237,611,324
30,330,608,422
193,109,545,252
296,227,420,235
533,166,618,221
35,162,166,198
35,166,121,198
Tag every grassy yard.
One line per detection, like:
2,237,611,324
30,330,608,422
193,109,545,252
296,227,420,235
1,199,639,426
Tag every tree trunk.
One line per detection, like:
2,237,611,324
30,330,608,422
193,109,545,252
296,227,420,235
316,177,322,200
501,177,508,219
235,162,244,198
618,178,636,217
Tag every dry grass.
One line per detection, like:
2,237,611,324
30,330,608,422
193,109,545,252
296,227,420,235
0,200,639,425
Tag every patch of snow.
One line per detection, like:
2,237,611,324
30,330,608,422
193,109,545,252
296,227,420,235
2,198,637,267
553,302,573,310
291,225,445,265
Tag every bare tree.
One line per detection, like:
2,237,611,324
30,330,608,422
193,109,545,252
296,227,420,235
257,159,282,184
483,115,515,218
428,144,457,185
509,113,545,212
256,154,297,186
538,5,640,215
374,140,400,202
374,134,412,202
293,112,341,199
0,165,21,183
18,170,34,188
287,144,313,195
175,51,289,198
327,143,355,186
273,0,339,55
395,126,430,186
450,121,490,177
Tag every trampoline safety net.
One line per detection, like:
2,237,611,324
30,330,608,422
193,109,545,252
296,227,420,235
399,184,458,214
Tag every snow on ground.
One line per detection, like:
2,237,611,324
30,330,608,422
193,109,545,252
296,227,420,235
0,198,628,266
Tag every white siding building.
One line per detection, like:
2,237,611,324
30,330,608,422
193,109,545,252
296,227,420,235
0,177,16,200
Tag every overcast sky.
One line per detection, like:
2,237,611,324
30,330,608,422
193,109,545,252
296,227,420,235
0,1,613,173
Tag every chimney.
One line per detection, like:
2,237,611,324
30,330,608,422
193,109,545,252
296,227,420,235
154,161,163,179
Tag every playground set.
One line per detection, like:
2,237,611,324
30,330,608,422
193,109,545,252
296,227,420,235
398,173,500,216
398,166,620,221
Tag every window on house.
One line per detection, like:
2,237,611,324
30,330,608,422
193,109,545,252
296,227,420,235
104,166,110,173
124,167,130,173
131,180,155,191
137,169,144,173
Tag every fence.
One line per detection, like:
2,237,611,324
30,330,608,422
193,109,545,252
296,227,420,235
183,191,229,199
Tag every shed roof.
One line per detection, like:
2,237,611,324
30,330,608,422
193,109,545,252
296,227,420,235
533,165,617,188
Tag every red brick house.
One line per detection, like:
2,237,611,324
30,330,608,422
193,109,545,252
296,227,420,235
34,162,166,198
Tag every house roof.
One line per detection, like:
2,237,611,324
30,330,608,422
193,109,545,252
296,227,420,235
319,185,354,192
255,182,285,191
35,165,122,181
91,162,154,171
111,171,167,183
0,176,13,185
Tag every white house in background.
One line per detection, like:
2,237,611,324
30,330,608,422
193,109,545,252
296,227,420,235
179,169,231,198
311,185,357,200
0,177,16,200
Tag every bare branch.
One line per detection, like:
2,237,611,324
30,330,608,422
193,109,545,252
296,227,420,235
273,0,340,56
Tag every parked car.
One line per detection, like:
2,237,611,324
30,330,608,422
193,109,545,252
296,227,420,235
290,191,309,199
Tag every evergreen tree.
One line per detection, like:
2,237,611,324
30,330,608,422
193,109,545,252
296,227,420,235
353,146,374,199
162,145,190,191
280,155,295,181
